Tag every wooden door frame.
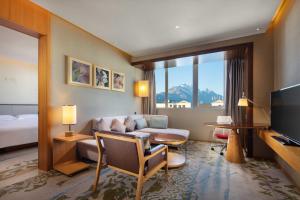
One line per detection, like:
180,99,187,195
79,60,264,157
0,0,51,171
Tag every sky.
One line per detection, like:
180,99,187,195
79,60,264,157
155,52,225,96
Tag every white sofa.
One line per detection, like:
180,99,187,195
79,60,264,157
77,115,190,161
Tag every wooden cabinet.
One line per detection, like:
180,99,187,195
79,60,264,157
53,134,93,176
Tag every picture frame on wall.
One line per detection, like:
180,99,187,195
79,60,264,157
67,56,93,87
94,65,111,90
112,71,125,92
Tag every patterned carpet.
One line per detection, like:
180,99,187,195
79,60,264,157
0,141,299,200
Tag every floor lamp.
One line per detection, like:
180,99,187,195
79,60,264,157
134,80,149,114
238,92,269,122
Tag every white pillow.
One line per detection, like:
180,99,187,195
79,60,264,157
0,115,17,121
17,114,38,119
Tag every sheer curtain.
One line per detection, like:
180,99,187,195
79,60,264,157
143,70,157,115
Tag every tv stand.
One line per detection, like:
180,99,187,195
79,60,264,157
259,130,300,174
272,136,300,146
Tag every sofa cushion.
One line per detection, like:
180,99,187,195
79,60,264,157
111,119,126,133
92,115,127,130
96,118,111,132
135,118,148,130
149,115,168,129
140,128,190,139
124,116,136,132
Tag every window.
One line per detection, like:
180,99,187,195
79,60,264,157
154,51,225,109
155,62,165,108
198,52,225,107
168,57,193,108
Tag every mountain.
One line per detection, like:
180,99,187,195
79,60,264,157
156,84,223,104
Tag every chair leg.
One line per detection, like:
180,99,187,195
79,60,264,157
93,153,103,192
219,144,227,156
136,172,144,200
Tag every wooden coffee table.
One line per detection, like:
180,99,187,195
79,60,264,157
149,133,187,168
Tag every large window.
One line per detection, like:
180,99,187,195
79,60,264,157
168,57,193,108
155,62,165,108
155,51,225,108
198,52,225,107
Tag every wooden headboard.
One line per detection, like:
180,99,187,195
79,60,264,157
0,104,38,115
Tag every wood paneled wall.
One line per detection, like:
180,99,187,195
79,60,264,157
0,0,51,171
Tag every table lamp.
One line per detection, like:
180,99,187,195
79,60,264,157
62,105,77,137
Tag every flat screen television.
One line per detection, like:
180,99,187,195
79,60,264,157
271,84,300,146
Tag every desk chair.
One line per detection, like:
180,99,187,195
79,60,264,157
210,116,232,155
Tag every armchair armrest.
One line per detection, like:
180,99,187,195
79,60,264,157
144,144,167,162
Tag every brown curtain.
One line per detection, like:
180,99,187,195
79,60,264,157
143,69,157,115
224,47,248,124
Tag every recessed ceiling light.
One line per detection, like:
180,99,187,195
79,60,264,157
256,27,261,31
175,25,180,29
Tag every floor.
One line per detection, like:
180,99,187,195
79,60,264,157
0,141,299,200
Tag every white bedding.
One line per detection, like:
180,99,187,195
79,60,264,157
0,115,38,148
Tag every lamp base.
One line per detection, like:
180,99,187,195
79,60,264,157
65,131,74,137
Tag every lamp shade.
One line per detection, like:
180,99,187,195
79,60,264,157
134,80,149,97
62,105,77,125
238,98,249,107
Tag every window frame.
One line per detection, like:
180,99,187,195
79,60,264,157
152,43,253,111
155,53,225,110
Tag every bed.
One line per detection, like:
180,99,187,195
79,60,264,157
0,104,38,150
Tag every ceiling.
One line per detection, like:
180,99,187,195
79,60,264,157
32,0,281,58
0,26,38,64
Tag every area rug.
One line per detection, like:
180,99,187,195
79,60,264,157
0,141,299,200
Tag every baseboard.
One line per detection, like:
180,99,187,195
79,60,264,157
0,142,38,154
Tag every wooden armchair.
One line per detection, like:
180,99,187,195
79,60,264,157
93,132,168,200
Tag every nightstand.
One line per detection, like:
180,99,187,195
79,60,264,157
53,133,93,176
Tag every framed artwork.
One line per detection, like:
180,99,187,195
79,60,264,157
94,65,111,90
112,71,125,92
67,56,92,87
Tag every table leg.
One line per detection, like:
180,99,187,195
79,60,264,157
226,129,245,163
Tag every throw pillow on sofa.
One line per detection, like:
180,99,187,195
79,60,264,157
149,116,168,129
96,119,111,132
124,116,136,132
135,118,148,130
111,119,126,133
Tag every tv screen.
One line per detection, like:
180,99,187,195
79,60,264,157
271,84,300,145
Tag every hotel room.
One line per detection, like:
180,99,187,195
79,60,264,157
0,0,299,199
0,26,38,153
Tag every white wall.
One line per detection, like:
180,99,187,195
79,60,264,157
50,16,143,136
158,106,223,141
0,56,38,104
0,26,38,104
